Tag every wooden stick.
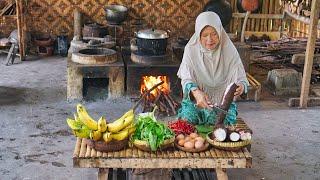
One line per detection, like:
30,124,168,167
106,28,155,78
142,95,147,112
300,0,320,108
163,94,176,115
241,11,251,42
167,94,178,107
132,81,164,112
154,89,162,105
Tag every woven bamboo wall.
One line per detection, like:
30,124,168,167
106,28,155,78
16,0,282,39
290,20,320,38
2,0,318,40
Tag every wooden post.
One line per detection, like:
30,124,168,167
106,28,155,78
16,0,25,61
216,168,228,180
74,9,83,40
98,168,109,180
300,0,320,108
240,11,251,42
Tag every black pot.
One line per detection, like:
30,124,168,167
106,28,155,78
203,0,233,28
135,29,169,56
136,38,167,56
105,5,128,25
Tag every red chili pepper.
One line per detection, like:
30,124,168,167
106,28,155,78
168,119,195,135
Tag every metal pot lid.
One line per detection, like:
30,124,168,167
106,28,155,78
137,29,169,39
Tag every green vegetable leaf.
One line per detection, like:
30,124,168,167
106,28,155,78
195,125,213,133
131,111,174,151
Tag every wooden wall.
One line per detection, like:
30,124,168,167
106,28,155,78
0,16,17,37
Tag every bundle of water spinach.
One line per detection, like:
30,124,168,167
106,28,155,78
131,108,174,151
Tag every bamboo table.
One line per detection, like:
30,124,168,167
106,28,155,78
73,119,252,180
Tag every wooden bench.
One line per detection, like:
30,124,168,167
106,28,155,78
72,118,252,180
237,73,261,102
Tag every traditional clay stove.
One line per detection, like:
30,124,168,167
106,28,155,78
126,51,182,99
126,28,183,99
72,48,117,65
68,37,116,57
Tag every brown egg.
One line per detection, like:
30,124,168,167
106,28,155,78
190,133,198,139
195,136,205,143
178,139,185,146
195,140,204,149
184,141,194,149
176,134,185,141
185,136,191,142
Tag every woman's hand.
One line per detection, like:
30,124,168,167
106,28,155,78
234,83,244,97
192,89,212,109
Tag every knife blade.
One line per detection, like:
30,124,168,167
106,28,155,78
208,104,228,114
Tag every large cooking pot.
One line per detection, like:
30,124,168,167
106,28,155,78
105,5,128,25
136,29,169,56
237,0,262,13
203,0,233,28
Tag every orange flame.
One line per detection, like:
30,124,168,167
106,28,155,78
140,76,170,99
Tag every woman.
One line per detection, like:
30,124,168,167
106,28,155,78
177,12,248,125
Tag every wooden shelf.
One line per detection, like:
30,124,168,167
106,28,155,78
233,13,283,19
284,9,320,29
291,53,320,65
0,15,17,20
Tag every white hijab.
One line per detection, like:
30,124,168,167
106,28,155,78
177,12,247,103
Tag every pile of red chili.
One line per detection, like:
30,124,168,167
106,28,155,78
168,119,195,135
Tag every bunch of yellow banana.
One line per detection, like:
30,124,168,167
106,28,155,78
66,104,136,143
102,109,136,142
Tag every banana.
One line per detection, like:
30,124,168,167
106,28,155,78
77,104,98,130
102,132,112,143
74,113,82,124
97,117,107,133
110,129,129,141
122,123,135,134
73,128,91,138
122,113,134,129
66,118,82,130
128,126,136,135
90,130,102,141
123,123,134,130
107,109,134,133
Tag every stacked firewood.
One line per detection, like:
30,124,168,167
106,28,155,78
249,37,320,63
0,1,16,16
141,90,179,116
280,0,313,17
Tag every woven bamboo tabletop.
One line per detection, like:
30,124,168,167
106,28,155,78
73,118,252,169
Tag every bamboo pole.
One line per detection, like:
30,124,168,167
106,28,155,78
241,11,250,42
268,0,274,31
74,9,82,40
300,0,320,108
16,0,25,60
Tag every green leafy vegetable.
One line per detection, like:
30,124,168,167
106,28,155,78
132,107,174,151
195,125,213,137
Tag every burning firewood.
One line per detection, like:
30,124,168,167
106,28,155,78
139,76,179,116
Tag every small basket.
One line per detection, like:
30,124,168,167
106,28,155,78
132,137,175,152
206,133,251,151
174,140,210,153
85,138,129,152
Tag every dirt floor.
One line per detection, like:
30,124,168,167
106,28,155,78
0,56,319,180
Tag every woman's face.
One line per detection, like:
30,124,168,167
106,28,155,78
200,26,220,50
